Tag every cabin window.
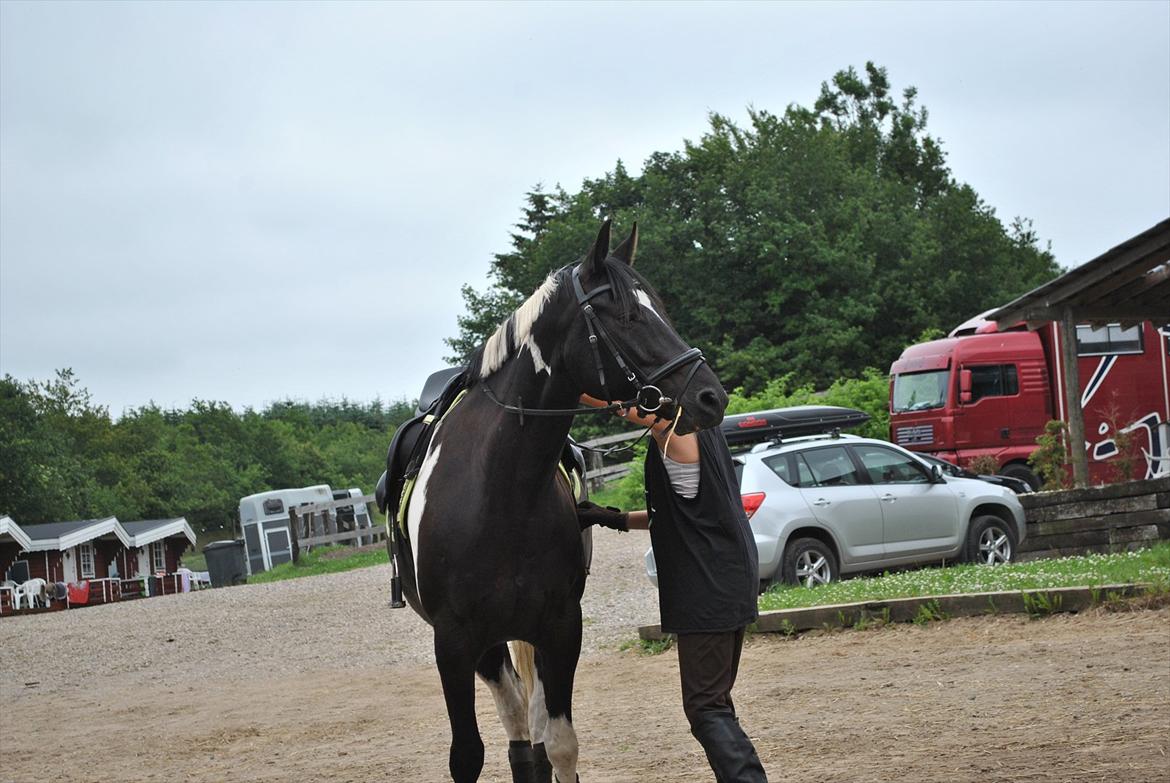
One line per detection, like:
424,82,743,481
969,364,1019,403
1076,324,1143,356
151,541,166,573
78,543,96,579
262,498,284,515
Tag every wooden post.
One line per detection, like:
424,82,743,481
1059,307,1090,488
326,509,337,538
289,508,301,563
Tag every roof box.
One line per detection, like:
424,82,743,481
720,405,871,446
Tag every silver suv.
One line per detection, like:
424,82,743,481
645,429,1027,589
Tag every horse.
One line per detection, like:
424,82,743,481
393,220,728,783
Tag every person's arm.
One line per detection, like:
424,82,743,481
614,405,700,464
626,510,649,530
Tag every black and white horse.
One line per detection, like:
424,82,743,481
395,221,727,782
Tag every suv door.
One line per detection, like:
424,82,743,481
792,445,885,566
849,443,961,559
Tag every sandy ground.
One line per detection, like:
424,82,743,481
2,530,1168,783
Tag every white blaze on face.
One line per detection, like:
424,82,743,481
635,289,667,323
406,431,443,602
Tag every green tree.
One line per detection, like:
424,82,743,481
446,63,1060,396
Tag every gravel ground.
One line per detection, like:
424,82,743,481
3,531,1168,783
0,528,657,698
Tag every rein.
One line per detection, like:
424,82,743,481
480,265,706,438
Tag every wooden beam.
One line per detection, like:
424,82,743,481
1059,308,1090,488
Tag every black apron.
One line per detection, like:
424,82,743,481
646,427,759,634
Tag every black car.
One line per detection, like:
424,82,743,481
914,453,1031,494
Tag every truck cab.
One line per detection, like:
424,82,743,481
890,317,1169,488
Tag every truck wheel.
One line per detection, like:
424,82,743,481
781,538,839,587
965,515,1018,565
1000,463,1041,492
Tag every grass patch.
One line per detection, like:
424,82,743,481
618,636,675,655
246,544,389,584
759,542,1170,612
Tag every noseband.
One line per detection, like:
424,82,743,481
482,265,707,423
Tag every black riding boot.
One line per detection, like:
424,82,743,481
690,713,768,783
508,740,537,783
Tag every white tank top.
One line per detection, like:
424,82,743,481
661,452,701,499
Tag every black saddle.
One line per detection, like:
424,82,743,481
376,367,469,517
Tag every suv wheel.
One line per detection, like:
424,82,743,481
965,515,1017,565
781,538,839,587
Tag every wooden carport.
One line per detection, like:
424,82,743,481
987,217,1170,486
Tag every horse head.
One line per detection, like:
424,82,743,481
563,220,728,434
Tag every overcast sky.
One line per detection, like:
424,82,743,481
2,1,1168,418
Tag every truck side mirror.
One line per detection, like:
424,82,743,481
959,369,973,404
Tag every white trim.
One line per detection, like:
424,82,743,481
0,515,33,551
128,518,197,548
1160,326,1169,422
78,542,96,579
24,517,132,552
150,541,166,573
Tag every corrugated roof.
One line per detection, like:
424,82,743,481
989,217,1170,326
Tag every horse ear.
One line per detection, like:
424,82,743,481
583,219,612,277
611,222,638,266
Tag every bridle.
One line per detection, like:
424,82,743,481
481,264,707,427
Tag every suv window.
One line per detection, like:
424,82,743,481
793,446,861,487
852,444,931,484
762,454,795,486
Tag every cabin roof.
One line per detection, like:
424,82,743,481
121,518,197,547
0,515,33,551
20,517,133,551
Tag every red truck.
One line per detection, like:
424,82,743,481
888,314,1170,489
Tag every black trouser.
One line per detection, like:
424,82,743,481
676,628,768,783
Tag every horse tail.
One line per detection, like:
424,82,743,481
511,640,537,699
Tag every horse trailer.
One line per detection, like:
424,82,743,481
237,485,373,574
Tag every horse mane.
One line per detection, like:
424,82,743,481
470,256,669,380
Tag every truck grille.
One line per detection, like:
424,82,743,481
895,425,934,445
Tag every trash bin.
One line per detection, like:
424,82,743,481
203,540,248,588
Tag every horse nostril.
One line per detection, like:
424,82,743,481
698,389,722,411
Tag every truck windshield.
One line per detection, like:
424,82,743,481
892,370,949,412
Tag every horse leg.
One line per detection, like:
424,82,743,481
534,612,583,783
434,626,486,783
477,643,536,783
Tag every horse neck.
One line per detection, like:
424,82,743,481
471,352,578,477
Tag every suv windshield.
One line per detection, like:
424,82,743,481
892,370,949,412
